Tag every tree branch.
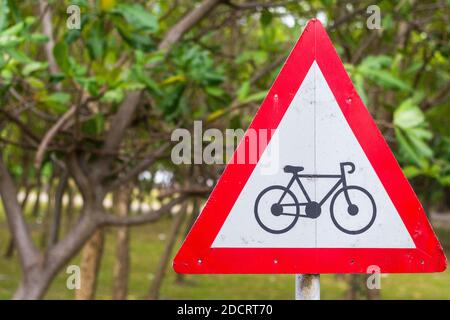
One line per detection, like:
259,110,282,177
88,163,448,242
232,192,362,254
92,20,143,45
107,143,170,191
67,152,94,202
158,186,212,199
99,196,187,226
224,0,294,10
420,81,450,110
47,213,99,276
327,6,367,31
34,105,76,169
0,109,40,144
95,0,225,178
101,91,142,158
0,152,39,271
157,0,224,52
39,1,60,76
250,53,287,85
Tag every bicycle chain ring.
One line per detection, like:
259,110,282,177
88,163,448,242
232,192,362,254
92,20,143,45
305,201,321,219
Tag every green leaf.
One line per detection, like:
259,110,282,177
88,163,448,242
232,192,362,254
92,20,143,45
25,76,45,89
353,73,368,105
438,175,450,186
0,0,9,31
142,76,162,96
382,13,393,30
0,34,23,48
41,92,71,112
100,0,116,11
68,57,87,77
22,61,48,76
260,9,273,27
24,16,36,26
113,4,158,32
120,81,145,91
1,21,24,35
403,165,422,179
394,98,433,166
87,21,105,60
237,50,268,65
53,41,70,73
132,66,162,96
1,68,13,82
65,29,81,44
29,33,49,43
239,90,267,104
407,128,433,158
5,48,31,63
394,99,425,129
395,127,426,167
75,76,100,96
49,73,65,83
230,114,242,130
360,55,392,69
82,113,104,135
408,127,432,140
205,86,225,98
116,25,155,51
237,81,251,101
359,66,411,91
426,103,450,136
206,108,227,122
101,88,124,104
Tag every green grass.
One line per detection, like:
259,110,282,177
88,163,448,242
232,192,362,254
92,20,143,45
0,216,449,300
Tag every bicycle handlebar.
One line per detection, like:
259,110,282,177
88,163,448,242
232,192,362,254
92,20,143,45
341,162,355,174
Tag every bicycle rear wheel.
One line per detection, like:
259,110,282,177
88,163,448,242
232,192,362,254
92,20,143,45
254,186,299,234
330,186,376,235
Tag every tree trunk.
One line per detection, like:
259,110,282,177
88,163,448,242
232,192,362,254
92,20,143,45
175,198,199,284
4,237,15,258
366,285,381,300
13,273,50,300
32,170,42,217
112,184,132,300
75,229,104,300
40,172,56,248
50,171,68,245
3,185,31,258
11,209,101,300
148,201,188,300
137,190,145,215
347,274,365,300
366,274,381,300
20,183,32,212
65,182,74,230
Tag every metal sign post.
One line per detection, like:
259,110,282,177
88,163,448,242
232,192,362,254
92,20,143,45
296,274,320,300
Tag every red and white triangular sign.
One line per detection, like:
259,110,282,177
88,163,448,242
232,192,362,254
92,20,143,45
173,19,447,274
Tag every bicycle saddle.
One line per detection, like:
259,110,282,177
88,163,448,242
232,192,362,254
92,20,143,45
283,165,304,173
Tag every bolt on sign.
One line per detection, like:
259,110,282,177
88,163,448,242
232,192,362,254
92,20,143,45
173,19,447,274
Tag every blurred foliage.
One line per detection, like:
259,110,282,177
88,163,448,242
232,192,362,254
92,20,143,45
0,0,449,208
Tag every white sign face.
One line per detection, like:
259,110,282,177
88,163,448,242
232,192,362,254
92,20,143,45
212,61,415,249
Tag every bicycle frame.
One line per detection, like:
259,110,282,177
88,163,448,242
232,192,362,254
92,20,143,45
254,161,376,234
277,162,354,209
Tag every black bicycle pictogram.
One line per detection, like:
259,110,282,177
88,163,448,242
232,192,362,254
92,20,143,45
254,162,376,235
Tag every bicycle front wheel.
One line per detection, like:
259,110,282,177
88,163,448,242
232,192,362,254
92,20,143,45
254,186,299,234
330,186,376,235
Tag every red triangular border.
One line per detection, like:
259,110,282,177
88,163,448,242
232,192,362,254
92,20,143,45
173,19,447,274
